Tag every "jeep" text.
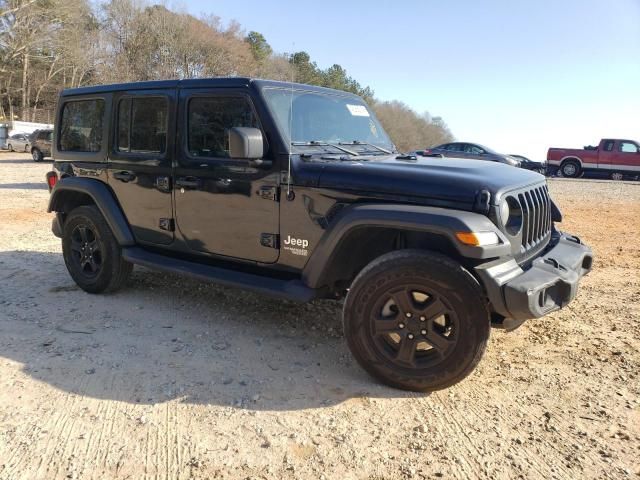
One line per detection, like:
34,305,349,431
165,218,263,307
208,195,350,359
283,235,308,249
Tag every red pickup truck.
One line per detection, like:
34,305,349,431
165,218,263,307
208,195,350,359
547,139,640,180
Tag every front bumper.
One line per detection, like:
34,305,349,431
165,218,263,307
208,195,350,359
476,232,593,327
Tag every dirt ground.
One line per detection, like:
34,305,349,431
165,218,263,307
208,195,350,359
0,152,638,480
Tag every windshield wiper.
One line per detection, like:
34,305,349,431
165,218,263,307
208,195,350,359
291,141,359,156
338,141,393,155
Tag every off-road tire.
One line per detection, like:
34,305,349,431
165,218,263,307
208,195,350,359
560,160,581,178
343,249,490,392
32,148,43,162
62,205,132,293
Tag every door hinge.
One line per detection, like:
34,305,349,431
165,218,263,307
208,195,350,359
159,218,175,231
260,233,279,249
258,185,279,201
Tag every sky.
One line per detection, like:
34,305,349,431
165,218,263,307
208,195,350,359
181,0,640,160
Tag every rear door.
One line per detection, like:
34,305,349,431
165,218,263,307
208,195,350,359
107,89,175,245
173,88,280,263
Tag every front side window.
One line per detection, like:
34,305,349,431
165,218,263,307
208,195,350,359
187,96,259,158
59,99,105,152
465,144,484,154
117,97,167,154
619,141,639,153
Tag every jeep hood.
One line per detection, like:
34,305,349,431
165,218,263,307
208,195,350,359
315,155,545,207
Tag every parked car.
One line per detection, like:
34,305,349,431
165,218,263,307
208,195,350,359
30,129,53,161
425,142,521,167
7,132,31,152
46,78,592,392
547,139,640,180
509,154,546,174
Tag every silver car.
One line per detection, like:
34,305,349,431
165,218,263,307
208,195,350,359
7,133,31,152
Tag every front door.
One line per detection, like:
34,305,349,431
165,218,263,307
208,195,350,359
108,90,175,245
611,140,640,173
174,88,280,263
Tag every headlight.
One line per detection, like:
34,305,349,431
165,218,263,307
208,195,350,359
500,196,523,235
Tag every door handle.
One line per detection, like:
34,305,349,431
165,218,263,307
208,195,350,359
175,176,200,189
113,171,136,182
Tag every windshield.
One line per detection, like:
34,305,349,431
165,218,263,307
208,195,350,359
262,88,394,153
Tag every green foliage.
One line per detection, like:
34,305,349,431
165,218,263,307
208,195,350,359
245,31,272,63
287,51,374,103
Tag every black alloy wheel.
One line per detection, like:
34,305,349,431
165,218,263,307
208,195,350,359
370,285,458,368
69,224,103,278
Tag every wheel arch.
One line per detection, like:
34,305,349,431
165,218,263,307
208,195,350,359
48,177,135,246
560,156,583,166
302,204,510,290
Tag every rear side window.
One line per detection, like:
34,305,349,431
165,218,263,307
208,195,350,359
187,96,259,159
117,97,168,154
603,140,615,151
59,99,105,152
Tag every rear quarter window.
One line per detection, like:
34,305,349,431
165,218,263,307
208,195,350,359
59,99,105,152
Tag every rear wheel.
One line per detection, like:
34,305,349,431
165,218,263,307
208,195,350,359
611,172,624,181
343,250,490,392
62,205,132,293
560,160,581,178
24,144,29,152
32,148,43,162
7,143,13,152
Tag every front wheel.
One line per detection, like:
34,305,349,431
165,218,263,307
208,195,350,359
610,172,624,181
62,205,132,293
7,144,13,152
32,148,43,162
343,250,490,392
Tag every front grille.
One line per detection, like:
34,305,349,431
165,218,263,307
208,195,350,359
517,184,552,252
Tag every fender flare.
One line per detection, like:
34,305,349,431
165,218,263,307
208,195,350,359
48,177,135,246
301,203,510,289
559,156,583,166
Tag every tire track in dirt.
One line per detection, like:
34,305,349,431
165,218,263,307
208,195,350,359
410,393,483,479
457,372,616,479
447,381,561,479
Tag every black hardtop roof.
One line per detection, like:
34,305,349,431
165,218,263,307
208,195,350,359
60,77,362,98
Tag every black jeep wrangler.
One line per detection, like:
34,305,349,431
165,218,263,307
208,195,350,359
46,78,592,391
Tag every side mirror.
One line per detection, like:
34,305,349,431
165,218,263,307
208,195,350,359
228,127,264,160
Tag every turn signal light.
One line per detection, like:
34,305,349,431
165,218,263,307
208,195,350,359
455,231,500,247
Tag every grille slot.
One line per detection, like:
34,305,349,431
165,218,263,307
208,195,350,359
516,184,552,252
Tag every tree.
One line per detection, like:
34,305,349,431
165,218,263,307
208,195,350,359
372,100,453,152
245,31,272,63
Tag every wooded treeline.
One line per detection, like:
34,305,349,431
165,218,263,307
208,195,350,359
0,0,453,150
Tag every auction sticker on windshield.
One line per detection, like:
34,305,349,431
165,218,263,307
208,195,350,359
346,104,370,117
